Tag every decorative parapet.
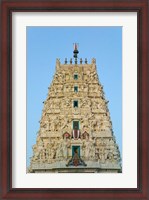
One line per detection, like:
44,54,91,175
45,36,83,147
56,58,97,66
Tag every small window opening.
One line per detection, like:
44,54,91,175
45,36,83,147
73,100,78,108
74,86,78,92
74,74,78,80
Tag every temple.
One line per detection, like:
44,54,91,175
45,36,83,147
29,44,121,173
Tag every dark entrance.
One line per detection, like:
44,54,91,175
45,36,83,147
73,121,79,129
66,146,87,167
72,146,80,157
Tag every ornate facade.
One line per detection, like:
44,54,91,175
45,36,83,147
29,45,121,173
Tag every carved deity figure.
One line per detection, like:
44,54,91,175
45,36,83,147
81,83,88,92
80,98,91,108
61,117,72,132
63,98,71,108
83,139,90,160
83,137,95,160
56,140,63,160
89,138,96,159
56,138,70,160
55,72,63,83
62,137,70,159
91,120,100,132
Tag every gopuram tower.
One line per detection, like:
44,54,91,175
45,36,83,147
29,44,121,173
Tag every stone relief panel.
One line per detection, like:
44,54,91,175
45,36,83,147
31,134,120,165
54,72,64,83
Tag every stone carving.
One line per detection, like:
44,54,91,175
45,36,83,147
100,114,112,130
29,57,121,173
81,131,89,139
56,139,63,160
80,98,91,108
82,137,96,160
55,72,64,83
90,120,100,132
90,71,98,82
92,137,121,163
48,116,61,132
80,83,88,92
63,98,71,108
56,138,70,160
61,117,72,132
55,85,64,93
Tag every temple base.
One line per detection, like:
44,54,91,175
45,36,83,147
29,161,121,173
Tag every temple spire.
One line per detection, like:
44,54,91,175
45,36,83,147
73,43,79,64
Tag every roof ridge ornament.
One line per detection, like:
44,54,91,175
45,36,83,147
73,43,79,64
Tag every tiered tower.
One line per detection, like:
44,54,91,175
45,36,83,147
29,44,121,173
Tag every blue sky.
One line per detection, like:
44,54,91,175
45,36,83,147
27,27,122,167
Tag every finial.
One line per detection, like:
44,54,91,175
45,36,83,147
65,58,67,64
73,43,79,64
92,58,96,64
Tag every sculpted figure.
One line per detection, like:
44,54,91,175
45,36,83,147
49,120,55,132
61,117,72,131
107,152,113,162
48,140,57,161
81,84,88,92
37,139,44,151
109,138,115,147
56,138,64,160
49,116,60,132
92,85,98,92
80,98,91,108
91,120,100,132
62,137,70,159
98,146,105,163
56,138,70,160
45,149,49,160
100,114,111,130
83,139,90,160
112,146,120,162
90,71,96,81
46,142,53,162
89,138,96,159
80,99,86,108
54,117,60,131
39,148,46,163
104,147,109,161
57,85,63,93
31,145,40,162
97,101,106,110
49,85,56,95
63,98,71,108
64,84,71,92
83,137,95,160
81,113,94,131
92,100,98,109
50,149,56,161
55,72,63,83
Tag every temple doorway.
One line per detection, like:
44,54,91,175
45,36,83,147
72,146,80,157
